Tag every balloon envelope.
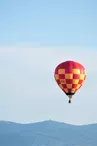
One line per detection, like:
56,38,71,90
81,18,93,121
54,60,86,99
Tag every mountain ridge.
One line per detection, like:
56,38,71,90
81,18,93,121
0,120,97,146
0,119,96,126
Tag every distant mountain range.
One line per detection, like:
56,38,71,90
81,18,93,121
0,120,97,146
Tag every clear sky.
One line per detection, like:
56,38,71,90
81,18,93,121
0,0,97,125
0,0,97,47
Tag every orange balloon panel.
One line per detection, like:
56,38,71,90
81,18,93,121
54,60,86,96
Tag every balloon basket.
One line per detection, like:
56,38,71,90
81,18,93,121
68,99,71,104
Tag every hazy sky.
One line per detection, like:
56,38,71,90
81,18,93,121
0,0,97,125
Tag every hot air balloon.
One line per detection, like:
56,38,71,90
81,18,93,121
54,60,86,103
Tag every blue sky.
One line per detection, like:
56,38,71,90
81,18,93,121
0,0,97,47
0,0,97,125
